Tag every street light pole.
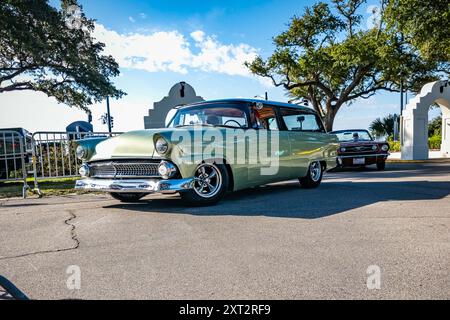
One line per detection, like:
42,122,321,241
106,96,112,133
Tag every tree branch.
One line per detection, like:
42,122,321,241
0,81,33,92
345,85,399,101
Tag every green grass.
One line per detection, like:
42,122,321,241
0,177,83,198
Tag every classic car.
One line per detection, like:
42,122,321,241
329,129,390,170
0,128,32,180
75,99,339,205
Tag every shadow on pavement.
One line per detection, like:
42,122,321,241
104,179,450,219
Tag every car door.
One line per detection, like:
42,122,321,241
278,107,327,179
248,103,291,184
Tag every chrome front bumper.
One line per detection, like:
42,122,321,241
337,153,389,165
75,178,194,193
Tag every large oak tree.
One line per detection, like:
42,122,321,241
0,0,124,112
246,0,448,131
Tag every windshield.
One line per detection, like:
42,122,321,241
332,130,373,142
168,104,248,128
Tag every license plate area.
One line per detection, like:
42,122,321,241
353,158,365,165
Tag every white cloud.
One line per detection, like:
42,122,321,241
93,23,259,77
139,13,147,19
128,16,135,23
190,30,205,42
190,31,259,76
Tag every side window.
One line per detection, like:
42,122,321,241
250,105,279,130
279,108,324,132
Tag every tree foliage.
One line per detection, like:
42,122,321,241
369,114,395,138
0,0,125,112
384,0,450,65
246,0,448,131
428,116,442,137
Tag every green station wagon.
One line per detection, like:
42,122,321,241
75,99,339,205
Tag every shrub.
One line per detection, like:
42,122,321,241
428,135,441,150
388,139,401,152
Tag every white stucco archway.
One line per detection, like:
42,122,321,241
401,80,450,160
143,82,204,129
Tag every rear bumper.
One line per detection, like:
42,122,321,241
75,177,194,193
337,153,389,166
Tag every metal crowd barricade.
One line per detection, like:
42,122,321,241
31,131,122,196
0,130,30,197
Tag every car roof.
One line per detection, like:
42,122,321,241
176,98,316,112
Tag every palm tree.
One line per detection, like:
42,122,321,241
369,114,395,139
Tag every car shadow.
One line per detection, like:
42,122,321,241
327,162,450,179
104,178,450,219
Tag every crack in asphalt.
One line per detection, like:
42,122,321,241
0,210,79,260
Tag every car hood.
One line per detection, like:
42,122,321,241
339,140,384,146
89,127,229,161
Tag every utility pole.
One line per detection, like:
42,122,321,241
265,92,268,101
400,80,404,116
106,96,112,133
393,80,403,142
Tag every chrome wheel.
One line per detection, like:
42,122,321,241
193,163,222,198
310,161,322,182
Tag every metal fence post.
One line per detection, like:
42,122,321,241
31,134,42,197
30,131,122,195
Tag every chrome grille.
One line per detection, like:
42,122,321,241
343,145,377,153
89,161,160,178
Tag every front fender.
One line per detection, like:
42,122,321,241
74,137,109,161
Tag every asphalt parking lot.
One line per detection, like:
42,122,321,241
0,162,449,299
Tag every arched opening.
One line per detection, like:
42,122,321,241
435,98,450,157
401,80,450,160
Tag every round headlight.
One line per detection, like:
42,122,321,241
372,145,378,151
381,144,389,152
155,137,169,155
79,164,90,177
76,145,86,160
340,147,346,152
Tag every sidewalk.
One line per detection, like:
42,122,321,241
388,150,450,163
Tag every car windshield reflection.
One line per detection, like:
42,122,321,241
168,104,248,129
331,130,373,142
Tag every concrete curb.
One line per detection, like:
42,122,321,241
387,158,450,164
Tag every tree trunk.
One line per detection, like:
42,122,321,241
324,107,337,132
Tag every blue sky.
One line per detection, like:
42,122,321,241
0,0,438,132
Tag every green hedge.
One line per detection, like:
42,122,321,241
388,140,401,152
388,135,441,152
428,135,441,150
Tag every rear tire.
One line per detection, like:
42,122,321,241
181,162,229,206
376,160,386,171
110,193,148,202
299,161,323,189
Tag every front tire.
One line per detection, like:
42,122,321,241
376,160,386,171
110,193,148,202
299,161,323,189
181,162,229,206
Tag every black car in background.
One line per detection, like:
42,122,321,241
0,128,32,180
330,129,390,170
